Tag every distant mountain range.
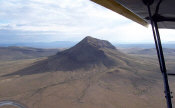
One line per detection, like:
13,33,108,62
1,41,175,48
115,43,175,48
119,48,175,56
0,41,77,48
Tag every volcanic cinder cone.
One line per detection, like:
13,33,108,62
5,36,129,76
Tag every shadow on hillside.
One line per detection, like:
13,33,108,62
2,59,84,77
2,36,122,77
3,55,115,77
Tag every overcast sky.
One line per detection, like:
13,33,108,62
0,0,175,44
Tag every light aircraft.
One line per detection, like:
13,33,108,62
91,0,175,108
0,0,174,108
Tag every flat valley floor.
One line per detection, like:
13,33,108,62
0,52,175,108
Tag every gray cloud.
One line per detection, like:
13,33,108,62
0,0,174,43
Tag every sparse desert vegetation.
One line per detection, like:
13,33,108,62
0,37,175,108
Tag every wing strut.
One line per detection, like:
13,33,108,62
143,0,173,108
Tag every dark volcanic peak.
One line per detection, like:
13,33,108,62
5,36,125,76
78,36,116,49
52,36,118,70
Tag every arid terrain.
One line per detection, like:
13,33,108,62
0,46,59,61
0,36,175,108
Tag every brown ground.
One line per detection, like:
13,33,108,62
1,53,175,108
0,37,175,108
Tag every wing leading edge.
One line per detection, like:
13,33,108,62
91,0,175,29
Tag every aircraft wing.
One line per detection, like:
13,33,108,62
91,0,175,29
